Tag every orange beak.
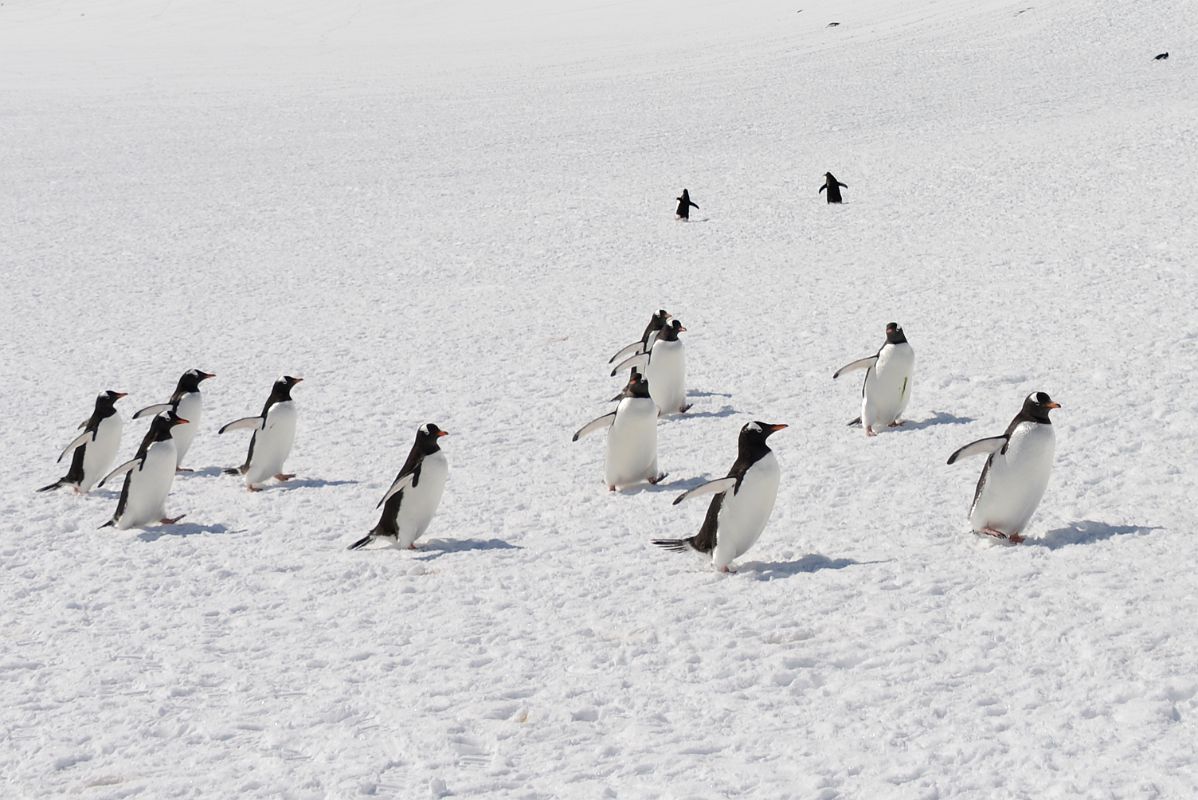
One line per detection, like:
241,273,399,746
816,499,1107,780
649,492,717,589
175,417,190,425
769,423,789,432
114,392,128,399
437,430,449,437
1045,401,1061,409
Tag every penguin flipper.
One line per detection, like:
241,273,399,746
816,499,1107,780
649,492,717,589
672,477,737,506
610,352,650,377
609,340,646,364
57,430,95,463
819,184,826,194
377,472,416,509
946,436,1008,465
98,458,140,488
218,416,264,435
347,533,375,551
572,413,616,442
832,356,877,379
132,403,172,420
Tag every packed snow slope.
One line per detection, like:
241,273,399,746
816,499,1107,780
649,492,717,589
3,0,1197,796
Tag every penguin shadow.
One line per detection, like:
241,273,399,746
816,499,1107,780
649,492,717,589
623,474,714,496
137,522,233,542
1026,520,1161,550
897,411,975,431
670,404,736,421
178,466,226,479
689,390,733,399
273,478,361,492
739,554,890,581
414,537,521,561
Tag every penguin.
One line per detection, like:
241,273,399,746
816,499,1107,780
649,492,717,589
38,390,127,494
653,421,787,572
347,423,450,551
1154,52,1169,60
820,172,847,203
99,410,189,529
218,375,302,491
132,369,215,471
675,189,699,220
833,322,915,437
574,371,666,491
946,392,1060,544
610,319,691,416
608,309,672,379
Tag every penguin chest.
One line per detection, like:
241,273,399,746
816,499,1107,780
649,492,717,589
606,397,659,487
863,343,915,426
394,451,449,546
246,401,297,484
119,440,177,528
714,452,781,565
173,392,203,463
646,340,687,414
81,414,123,492
970,423,1055,534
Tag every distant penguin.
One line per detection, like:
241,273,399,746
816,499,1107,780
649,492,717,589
608,309,672,380
1154,52,1169,60
99,410,189,529
947,392,1060,544
574,371,666,491
348,423,450,551
675,189,699,220
38,390,127,494
132,369,215,471
820,172,847,203
833,322,915,437
653,421,787,572
611,319,691,415
219,375,302,491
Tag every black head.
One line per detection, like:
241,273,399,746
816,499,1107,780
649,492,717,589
150,409,190,441
1022,391,1060,423
97,390,127,411
416,422,449,453
628,370,651,399
270,375,303,401
885,322,907,344
178,369,216,393
738,421,787,456
825,172,836,179
657,319,687,342
650,309,672,329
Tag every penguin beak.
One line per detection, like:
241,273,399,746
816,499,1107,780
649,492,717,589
175,417,190,425
1044,401,1061,409
113,392,128,399
200,372,216,380
768,424,789,432
678,325,688,332
436,430,449,437
293,377,304,383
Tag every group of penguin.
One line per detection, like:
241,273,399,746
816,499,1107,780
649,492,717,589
673,172,847,220
38,307,1060,569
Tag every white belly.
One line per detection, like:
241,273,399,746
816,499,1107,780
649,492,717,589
862,343,915,429
117,439,177,529
970,422,1055,536
173,391,203,466
713,452,781,568
245,401,297,486
646,339,687,415
393,450,449,548
606,396,659,488
80,413,123,493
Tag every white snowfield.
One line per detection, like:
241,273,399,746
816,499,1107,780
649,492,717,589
3,0,1197,796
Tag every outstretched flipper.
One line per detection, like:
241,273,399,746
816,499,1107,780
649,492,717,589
132,403,173,420
572,413,616,442
832,355,877,379
946,436,1008,465
218,416,264,434
57,430,94,463
98,458,140,488
672,477,738,506
377,472,416,508
610,352,650,377
609,341,646,364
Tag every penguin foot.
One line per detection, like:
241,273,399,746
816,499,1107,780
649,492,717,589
718,565,738,574
979,527,1022,544
247,485,262,493
160,514,187,525
275,473,295,481
607,485,616,492
679,404,693,413
648,472,669,485
888,420,906,428
865,426,878,437
176,467,195,473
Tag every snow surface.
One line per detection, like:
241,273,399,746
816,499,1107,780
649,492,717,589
3,0,1198,796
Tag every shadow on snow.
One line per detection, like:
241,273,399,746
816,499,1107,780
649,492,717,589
274,478,361,492
740,554,890,581
668,404,736,420
415,538,521,561
137,522,232,541
1027,520,1161,550
900,411,976,431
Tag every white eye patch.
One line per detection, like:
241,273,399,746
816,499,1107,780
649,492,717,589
746,422,762,433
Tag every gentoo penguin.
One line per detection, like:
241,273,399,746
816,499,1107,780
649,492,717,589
609,309,672,380
348,423,450,551
1154,52,1169,60
132,369,215,471
99,410,189,529
675,189,698,220
219,375,302,491
38,390,127,494
610,319,691,415
947,392,1061,544
833,322,915,437
574,371,666,491
653,421,787,572
820,172,847,204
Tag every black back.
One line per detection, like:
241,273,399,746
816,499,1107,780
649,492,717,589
641,310,670,346
373,423,446,536
822,172,846,203
675,189,698,218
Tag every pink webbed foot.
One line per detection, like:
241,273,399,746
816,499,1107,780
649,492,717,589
865,426,878,438
648,472,669,485
888,420,906,428
160,514,187,525
275,473,295,482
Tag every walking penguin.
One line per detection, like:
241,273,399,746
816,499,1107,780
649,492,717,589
132,368,215,471
348,423,450,551
833,322,915,437
219,375,302,491
675,189,699,220
820,172,847,203
99,410,190,529
39,389,127,494
574,371,666,491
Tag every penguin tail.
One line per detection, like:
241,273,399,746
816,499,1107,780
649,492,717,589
846,416,862,427
347,533,374,551
652,537,695,553
99,520,115,529
37,478,69,493
222,466,243,476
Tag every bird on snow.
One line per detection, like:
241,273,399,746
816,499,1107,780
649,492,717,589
675,189,699,220
820,172,847,204
132,368,215,471
610,319,691,416
653,421,787,573
219,375,302,491
609,309,672,383
38,389,127,494
348,423,450,551
574,370,666,491
946,391,1061,544
833,322,915,437
99,410,190,529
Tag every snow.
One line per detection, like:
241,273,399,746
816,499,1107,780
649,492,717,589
2,0,1197,796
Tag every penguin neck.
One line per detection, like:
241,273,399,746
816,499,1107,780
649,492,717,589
886,330,908,345
737,438,772,465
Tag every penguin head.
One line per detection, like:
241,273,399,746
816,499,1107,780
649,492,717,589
885,322,908,344
271,375,303,401
650,309,672,329
657,319,687,342
178,369,216,393
166,409,190,427
97,390,127,411
416,423,449,453
1022,391,1061,423
150,409,190,441
739,421,788,452
628,370,651,399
